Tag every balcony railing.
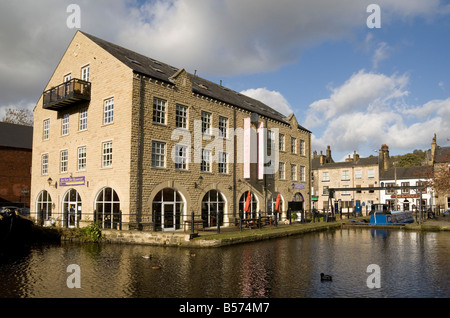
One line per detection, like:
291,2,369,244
43,79,91,111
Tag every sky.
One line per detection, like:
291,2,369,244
1,0,449,162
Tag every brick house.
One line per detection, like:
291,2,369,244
30,31,311,230
0,122,33,208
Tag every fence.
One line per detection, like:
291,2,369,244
29,204,447,234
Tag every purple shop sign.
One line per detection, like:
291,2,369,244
292,182,305,190
59,176,85,187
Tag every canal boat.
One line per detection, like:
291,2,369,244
369,204,414,225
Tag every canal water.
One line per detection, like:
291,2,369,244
0,228,449,298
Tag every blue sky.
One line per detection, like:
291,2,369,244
1,0,449,161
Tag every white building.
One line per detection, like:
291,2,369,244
380,166,433,211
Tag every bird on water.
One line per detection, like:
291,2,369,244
320,273,332,281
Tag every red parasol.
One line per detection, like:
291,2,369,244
275,194,281,213
244,191,252,214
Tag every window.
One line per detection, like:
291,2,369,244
201,149,211,172
174,145,187,170
447,197,450,209
385,183,395,194
323,186,329,195
175,104,188,129
279,162,285,180
300,140,305,156
342,185,350,195
81,65,90,82
291,164,297,181
78,146,86,171
201,111,211,135
104,98,114,124
401,182,410,194
153,97,166,124
36,191,52,221
95,187,120,230
43,119,50,140
79,108,88,131
102,141,113,168
291,137,297,154
219,116,228,138
202,190,225,227
152,141,165,168
342,170,350,181
267,130,275,156
300,165,306,182
62,114,69,136
42,154,48,175
60,150,68,173
322,171,330,182
355,169,362,179
239,191,258,218
368,168,375,178
219,152,228,174
279,134,285,151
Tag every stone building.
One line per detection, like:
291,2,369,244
30,31,311,230
311,145,389,213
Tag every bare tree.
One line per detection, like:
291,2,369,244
1,108,34,126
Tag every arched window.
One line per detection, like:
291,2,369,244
63,189,82,228
95,187,120,229
152,188,185,231
267,193,283,216
239,191,258,218
201,190,225,228
36,190,52,221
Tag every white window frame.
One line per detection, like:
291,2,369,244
174,145,187,170
342,170,350,181
291,137,297,154
42,153,49,175
300,140,305,156
201,111,211,135
104,98,114,125
78,146,87,171
60,150,68,173
291,164,297,181
218,152,228,174
102,141,113,168
175,104,188,129
79,108,88,131
355,169,362,179
279,134,285,151
279,162,285,180
322,171,330,182
219,116,228,138
300,165,306,182
153,97,166,124
201,149,211,172
43,119,50,140
62,113,69,136
81,65,90,82
152,141,166,168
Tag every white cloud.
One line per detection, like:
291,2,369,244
308,71,450,157
305,70,409,127
240,88,293,116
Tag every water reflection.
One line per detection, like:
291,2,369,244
0,229,449,298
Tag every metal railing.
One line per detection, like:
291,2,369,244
43,78,91,109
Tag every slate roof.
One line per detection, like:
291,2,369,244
80,31,310,132
0,122,33,150
312,156,378,169
434,146,450,163
380,165,431,180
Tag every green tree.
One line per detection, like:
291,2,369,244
397,153,423,167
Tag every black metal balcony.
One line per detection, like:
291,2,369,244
43,79,91,111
